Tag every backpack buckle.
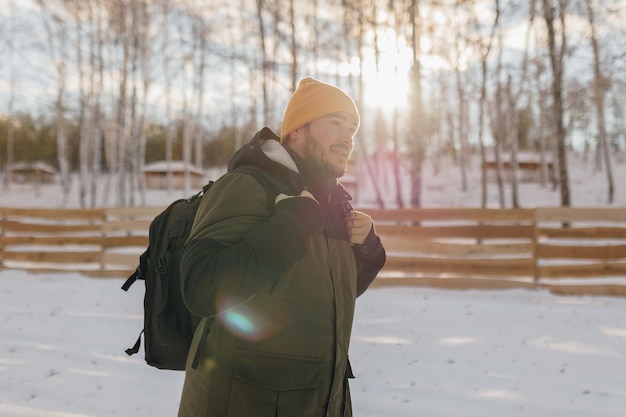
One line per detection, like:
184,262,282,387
155,257,167,274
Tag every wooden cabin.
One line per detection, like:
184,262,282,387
5,161,58,184
483,152,554,182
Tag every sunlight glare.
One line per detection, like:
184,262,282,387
360,29,412,113
600,326,626,338
0,403,92,417
438,336,481,346
471,389,523,401
530,336,620,357
348,26,448,113
354,335,411,345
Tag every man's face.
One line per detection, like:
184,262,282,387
292,112,358,179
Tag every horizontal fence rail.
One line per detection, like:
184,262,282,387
1,206,626,297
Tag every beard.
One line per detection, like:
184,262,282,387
303,129,350,180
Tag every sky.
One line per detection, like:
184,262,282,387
1,154,626,416
5,0,625,127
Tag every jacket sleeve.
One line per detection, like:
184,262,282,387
180,172,324,317
352,227,386,297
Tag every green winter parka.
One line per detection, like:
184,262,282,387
177,128,386,417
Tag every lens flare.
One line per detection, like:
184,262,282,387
216,292,290,341
222,310,256,337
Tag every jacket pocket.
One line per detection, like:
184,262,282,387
227,349,324,417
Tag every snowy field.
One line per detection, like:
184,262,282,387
1,270,626,417
2,154,626,416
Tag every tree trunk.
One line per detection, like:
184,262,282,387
90,1,104,208
493,37,506,208
4,93,14,192
506,76,520,208
288,0,298,90
115,5,131,207
74,2,89,208
193,15,207,174
542,0,571,206
255,0,271,126
585,0,614,204
391,108,404,208
3,4,15,192
408,0,425,207
182,114,192,196
478,0,500,208
128,10,140,208
38,0,71,205
161,0,174,195
454,67,468,193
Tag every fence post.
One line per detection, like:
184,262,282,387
100,208,107,271
0,207,4,269
531,208,540,289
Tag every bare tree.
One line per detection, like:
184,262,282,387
2,2,16,192
255,0,273,126
505,75,520,208
439,0,479,194
452,33,470,192
476,0,500,208
106,1,133,207
37,0,72,205
491,28,506,208
13,0,626,211
178,9,193,197
526,0,554,189
584,0,614,203
541,0,571,206
192,10,208,174
161,0,175,195
287,0,298,89
128,0,151,207
89,1,105,208
70,0,92,209
407,0,427,207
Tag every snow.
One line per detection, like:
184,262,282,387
3,151,626,209
142,161,204,175
2,154,626,416
2,271,625,417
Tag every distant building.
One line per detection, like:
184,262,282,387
143,160,205,189
5,161,58,184
483,152,554,182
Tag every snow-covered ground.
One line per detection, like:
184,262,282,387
3,152,626,209
1,153,626,416
1,270,626,417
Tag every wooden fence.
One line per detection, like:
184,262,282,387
1,206,626,297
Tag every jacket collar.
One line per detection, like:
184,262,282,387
261,137,299,174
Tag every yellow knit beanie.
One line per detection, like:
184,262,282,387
280,77,360,142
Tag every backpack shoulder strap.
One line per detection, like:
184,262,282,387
121,248,149,291
231,166,289,211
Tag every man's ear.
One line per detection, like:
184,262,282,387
282,130,295,145
287,126,305,143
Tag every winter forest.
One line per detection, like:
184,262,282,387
1,0,625,208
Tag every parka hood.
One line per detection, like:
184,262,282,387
227,127,297,175
228,127,351,204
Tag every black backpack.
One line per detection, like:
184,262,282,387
122,168,284,370
121,183,211,370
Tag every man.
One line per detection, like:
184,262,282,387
177,77,386,417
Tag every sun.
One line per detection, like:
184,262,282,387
361,65,410,114
358,28,413,114
339,26,448,115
